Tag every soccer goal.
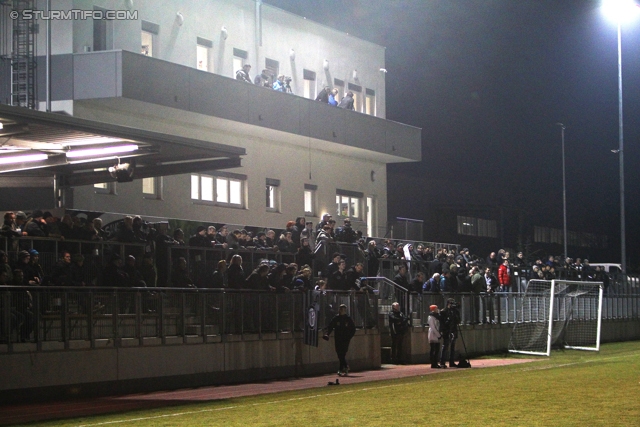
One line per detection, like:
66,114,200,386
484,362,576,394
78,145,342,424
508,279,603,356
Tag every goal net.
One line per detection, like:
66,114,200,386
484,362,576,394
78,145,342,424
508,279,603,356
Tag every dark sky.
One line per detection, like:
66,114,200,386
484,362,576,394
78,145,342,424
264,0,640,265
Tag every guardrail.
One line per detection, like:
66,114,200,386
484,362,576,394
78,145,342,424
0,286,378,351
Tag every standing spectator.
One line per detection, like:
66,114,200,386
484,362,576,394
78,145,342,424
329,259,348,290
388,302,410,364
235,64,252,83
486,252,499,272
323,304,356,376
483,267,498,324
328,88,339,106
1,211,21,251
139,253,157,287
210,259,227,288
409,271,425,294
169,257,195,288
246,264,270,290
295,238,315,269
315,85,330,103
26,249,44,285
498,259,511,292
439,298,461,368
227,254,245,289
123,255,146,287
50,251,73,286
338,91,355,109
470,266,485,324
272,74,286,92
335,218,357,243
254,68,271,87
365,240,381,276
423,273,441,293
315,213,333,234
25,210,48,237
189,226,210,247
428,304,442,369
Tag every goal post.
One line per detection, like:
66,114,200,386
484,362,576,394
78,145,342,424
508,279,603,356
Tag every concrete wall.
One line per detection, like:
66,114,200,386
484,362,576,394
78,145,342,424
70,96,389,234
0,330,380,402
0,319,637,402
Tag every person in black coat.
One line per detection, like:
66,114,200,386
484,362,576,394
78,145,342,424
315,86,330,103
323,304,356,376
338,91,355,110
388,302,410,364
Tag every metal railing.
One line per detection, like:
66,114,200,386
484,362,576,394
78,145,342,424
0,286,377,351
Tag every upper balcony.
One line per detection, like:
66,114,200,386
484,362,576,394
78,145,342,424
55,50,421,163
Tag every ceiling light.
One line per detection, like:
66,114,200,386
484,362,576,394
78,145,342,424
0,152,48,165
66,144,138,158
60,136,127,147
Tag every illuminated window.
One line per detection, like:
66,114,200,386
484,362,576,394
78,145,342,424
266,178,280,212
334,78,344,102
336,189,362,220
348,83,362,112
143,177,162,199
304,184,317,216
365,89,376,116
191,174,244,207
141,21,158,57
196,37,212,72
233,48,248,78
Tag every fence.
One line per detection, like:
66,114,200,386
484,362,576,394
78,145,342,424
0,286,377,350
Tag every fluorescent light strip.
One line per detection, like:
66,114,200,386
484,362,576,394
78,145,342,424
0,153,48,165
66,144,138,158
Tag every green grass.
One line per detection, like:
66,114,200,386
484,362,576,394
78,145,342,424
20,341,640,427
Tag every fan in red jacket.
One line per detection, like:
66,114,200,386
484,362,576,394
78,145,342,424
498,259,511,292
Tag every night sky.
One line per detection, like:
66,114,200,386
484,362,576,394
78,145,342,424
264,0,640,266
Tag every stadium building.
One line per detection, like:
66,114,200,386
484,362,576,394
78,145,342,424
0,0,421,237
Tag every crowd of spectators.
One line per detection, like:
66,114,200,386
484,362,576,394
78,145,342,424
0,209,612,295
236,64,355,110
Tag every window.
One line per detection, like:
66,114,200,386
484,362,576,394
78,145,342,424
336,189,363,219
190,173,244,207
266,178,280,212
334,78,344,102
366,196,375,237
142,176,162,199
233,48,248,77
457,216,497,238
348,83,362,112
141,31,153,56
196,37,213,71
365,88,376,116
141,21,158,57
94,168,115,194
93,7,113,51
303,69,316,99
304,184,317,216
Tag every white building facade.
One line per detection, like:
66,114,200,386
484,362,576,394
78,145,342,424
0,0,421,237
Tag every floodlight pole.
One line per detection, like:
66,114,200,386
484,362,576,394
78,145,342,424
616,21,626,274
557,123,568,261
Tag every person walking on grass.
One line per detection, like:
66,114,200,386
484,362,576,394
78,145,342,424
323,304,356,376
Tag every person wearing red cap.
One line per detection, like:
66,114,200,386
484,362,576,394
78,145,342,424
428,304,442,369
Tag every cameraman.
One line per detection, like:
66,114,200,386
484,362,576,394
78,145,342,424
439,298,461,368
273,75,292,93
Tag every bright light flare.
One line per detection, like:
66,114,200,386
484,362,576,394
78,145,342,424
66,144,138,158
602,0,640,24
0,153,48,165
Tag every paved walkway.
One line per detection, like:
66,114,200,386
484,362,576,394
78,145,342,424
0,359,533,426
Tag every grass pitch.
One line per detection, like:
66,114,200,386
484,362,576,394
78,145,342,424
19,341,640,427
